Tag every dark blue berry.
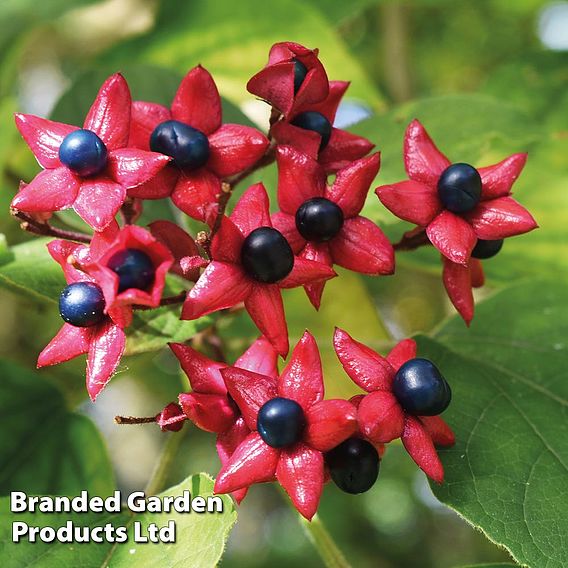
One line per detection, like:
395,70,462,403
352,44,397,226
150,120,210,170
326,438,380,494
59,282,106,327
257,397,305,448
291,111,332,151
472,238,503,259
59,129,108,177
292,58,308,93
107,248,155,292
295,197,344,242
437,163,482,213
392,358,451,416
241,227,294,283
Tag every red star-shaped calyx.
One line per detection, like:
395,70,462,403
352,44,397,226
163,336,279,503
247,41,329,118
37,223,173,400
214,331,358,519
272,146,394,308
128,66,270,224
334,328,455,483
180,183,336,357
13,74,171,231
271,81,374,173
376,119,537,265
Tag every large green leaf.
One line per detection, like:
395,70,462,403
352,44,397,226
103,0,384,109
126,307,213,356
0,473,236,567
416,280,568,568
0,359,114,496
0,237,64,303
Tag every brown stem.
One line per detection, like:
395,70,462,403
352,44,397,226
115,415,157,425
120,197,143,225
12,210,92,243
393,227,431,251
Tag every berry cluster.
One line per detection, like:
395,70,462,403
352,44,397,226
11,41,536,519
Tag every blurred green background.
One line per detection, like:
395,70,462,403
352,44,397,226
0,0,566,567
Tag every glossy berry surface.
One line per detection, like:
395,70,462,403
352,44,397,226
472,238,503,259
292,58,308,93
326,438,380,494
291,111,332,151
295,197,344,242
107,248,155,292
59,129,108,177
392,358,451,416
59,282,106,327
437,163,482,213
257,397,306,448
150,120,210,170
241,227,294,283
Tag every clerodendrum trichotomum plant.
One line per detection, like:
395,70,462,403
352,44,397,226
9,40,538,561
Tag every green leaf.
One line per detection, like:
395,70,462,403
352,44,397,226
458,565,518,568
0,237,64,303
417,279,568,568
103,0,385,109
126,307,214,356
0,359,114,496
0,473,237,567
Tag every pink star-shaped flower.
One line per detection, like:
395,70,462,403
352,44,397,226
13,74,171,231
128,66,270,224
334,328,455,483
247,41,329,118
271,81,374,173
161,336,279,503
272,146,394,308
376,119,538,265
181,183,336,357
214,331,358,519
37,223,173,400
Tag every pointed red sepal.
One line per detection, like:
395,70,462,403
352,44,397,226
171,65,222,135
386,338,417,371
170,169,221,225
401,416,445,483
376,180,441,226
333,327,395,392
357,391,405,444
276,444,324,521
426,210,477,265
234,336,279,379
404,119,450,186
178,392,238,433
14,113,78,169
128,101,171,149
37,324,92,368
106,148,170,189
221,367,278,431
329,216,395,275
278,331,323,411
299,242,333,310
216,417,251,504
84,73,131,151
464,196,538,240
419,415,455,447
442,257,475,325
319,128,375,173
304,399,358,452
214,432,279,494
478,153,527,200
229,182,273,236
326,153,380,219
86,320,126,401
